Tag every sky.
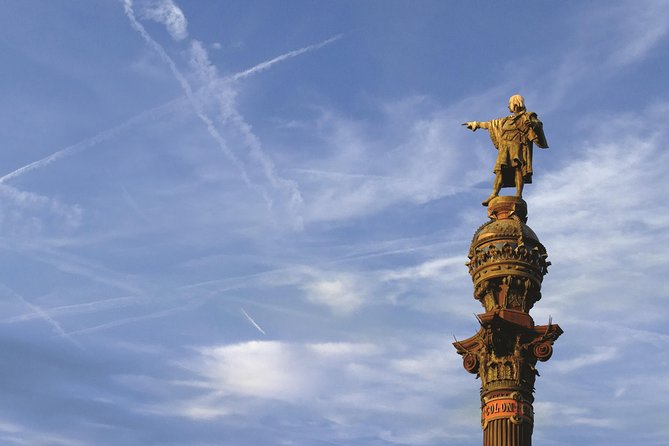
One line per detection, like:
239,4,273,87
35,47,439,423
0,1,668,445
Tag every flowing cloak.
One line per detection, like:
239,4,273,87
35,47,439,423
487,111,548,186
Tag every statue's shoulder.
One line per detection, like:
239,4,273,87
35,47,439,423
524,111,541,123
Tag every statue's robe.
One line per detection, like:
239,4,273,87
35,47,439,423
487,111,548,187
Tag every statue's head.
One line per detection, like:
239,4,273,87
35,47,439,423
508,94,526,113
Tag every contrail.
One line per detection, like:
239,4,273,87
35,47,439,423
241,307,266,335
0,294,140,324
177,237,460,292
123,0,266,202
0,281,84,350
0,30,341,185
19,242,145,295
124,0,310,222
231,34,343,81
120,184,154,225
0,100,176,184
62,300,200,337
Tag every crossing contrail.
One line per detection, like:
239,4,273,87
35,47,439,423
0,22,340,186
0,281,84,350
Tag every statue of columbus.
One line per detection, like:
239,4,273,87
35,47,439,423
464,94,548,206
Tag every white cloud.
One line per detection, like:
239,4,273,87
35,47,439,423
308,342,382,357
257,266,370,314
304,277,364,314
195,341,313,401
149,338,471,437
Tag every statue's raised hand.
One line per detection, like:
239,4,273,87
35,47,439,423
463,121,479,131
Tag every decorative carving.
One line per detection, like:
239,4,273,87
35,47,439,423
453,195,562,442
454,315,562,397
533,342,553,362
466,197,549,319
463,353,480,374
473,275,542,314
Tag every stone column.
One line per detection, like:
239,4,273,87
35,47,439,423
453,197,562,446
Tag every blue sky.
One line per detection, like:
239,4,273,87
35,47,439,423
0,1,668,445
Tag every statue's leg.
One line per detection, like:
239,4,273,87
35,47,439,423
482,173,503,206
515,168,523,197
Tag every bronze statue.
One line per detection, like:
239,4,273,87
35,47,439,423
464,95,548,206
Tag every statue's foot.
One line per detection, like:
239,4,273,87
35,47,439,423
482,195,496,206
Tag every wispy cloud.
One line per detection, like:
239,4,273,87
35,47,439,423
529,0,669,112
527,104,669,324
155,338,469,435
283,99,480,223
551,346,618,374
596,0,669,67
0,184,82,235
534,401,614,429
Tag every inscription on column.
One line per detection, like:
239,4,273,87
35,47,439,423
481,398,533,428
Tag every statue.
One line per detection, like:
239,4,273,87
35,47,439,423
464,94,548,206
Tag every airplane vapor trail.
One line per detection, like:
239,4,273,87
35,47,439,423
0,282,83,350
123,0,266,202
231,34,343,81
0,101,175,184
62,300,201,337
0,25,340,185
241,307,266,335
0,294,140,324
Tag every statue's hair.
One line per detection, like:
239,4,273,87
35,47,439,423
509,94,526,113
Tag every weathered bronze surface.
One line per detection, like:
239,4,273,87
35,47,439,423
463,95,548,206
453,196,561,446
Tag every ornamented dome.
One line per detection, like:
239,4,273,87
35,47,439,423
466,197,550,323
